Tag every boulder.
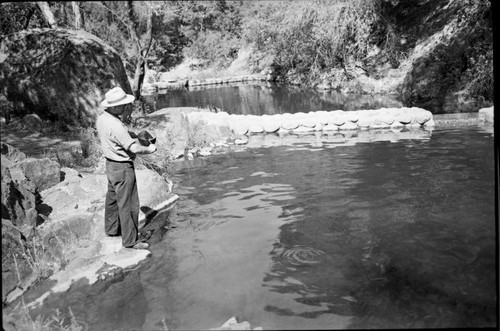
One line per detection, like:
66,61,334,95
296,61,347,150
231,122,249,136
0,28,132,127
479,106,494,123
12,157,61,192
214,316,262,330
23,114,44,131
1,142,26,162
338,121,358,130
40,173,108,221
2,219,33,304
1,162,38,231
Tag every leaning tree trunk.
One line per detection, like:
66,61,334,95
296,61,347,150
36,2,58,28
71,1,83,29
127,1,154,100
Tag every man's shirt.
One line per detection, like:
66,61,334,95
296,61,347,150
96,111,136,162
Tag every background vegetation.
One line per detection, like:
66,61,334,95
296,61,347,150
0,0,493,104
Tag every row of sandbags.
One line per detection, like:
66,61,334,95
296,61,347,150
185,107,435,136
142,74,273,93
188,74,273,87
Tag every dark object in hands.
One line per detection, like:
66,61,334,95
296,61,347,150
129,130,156,146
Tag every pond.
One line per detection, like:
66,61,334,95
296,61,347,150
142,82,403,115
28,127,496,330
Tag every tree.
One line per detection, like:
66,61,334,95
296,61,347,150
36,1,58,28
0,2,45,35
127,1,154,99
71,1,84,29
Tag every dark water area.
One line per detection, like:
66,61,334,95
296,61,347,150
142,82,403,115
27,128,496,330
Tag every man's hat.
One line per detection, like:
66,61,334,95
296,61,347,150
101,87,135,108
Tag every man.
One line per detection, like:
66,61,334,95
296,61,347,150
96,86,157,250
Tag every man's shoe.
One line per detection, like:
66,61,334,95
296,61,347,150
131,242,149,250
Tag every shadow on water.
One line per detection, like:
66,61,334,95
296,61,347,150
142,82,403,115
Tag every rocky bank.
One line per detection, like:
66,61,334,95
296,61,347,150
2,141,178,310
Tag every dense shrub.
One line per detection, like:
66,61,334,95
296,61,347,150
241,0,383,84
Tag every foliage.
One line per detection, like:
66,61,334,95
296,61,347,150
457,0,493,102
462,47,493,102
54,127,102,169
78,127,102,165
0,0,493,104
241,0,383,84
0,2,45,35
177,0,243,68
182,115,213,150
184,30,241,68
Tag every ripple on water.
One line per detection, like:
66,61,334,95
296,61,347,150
280,245,326,265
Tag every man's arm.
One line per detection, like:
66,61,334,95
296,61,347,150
129,141,157,154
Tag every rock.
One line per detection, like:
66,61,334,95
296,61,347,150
370,119,391,129
322,123,339,131
214,317,260,330
281,119,299,130
235,137,249,145
301,117,318,128
231,121,249,136
292,125,314,133
2,311,17,331
248,122,264,134
338,121,358,130
0,28,132,127
479,106,494,123
2,219,33,304
262,121,280,133
23,114,44,131
60,167,81,182
397,112,413,125
1,142,26,162
199,147,213,156
12,157,61,192
1,162,38,231
40,173,108,220
423,118,436,127
357,117,373,129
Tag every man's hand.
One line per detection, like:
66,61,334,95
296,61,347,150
147,144,157,154
130,142,157,154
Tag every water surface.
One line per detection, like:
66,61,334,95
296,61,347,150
142,82,403,115
29,128,496,330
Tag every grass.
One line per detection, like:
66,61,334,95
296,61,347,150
13,223,91,282
6,299,85,331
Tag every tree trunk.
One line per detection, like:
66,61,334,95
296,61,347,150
23,7,35,30
127,1,154,99
71,1,83,29
36,2,58,28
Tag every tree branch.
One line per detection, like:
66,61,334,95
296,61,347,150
87,1,132,40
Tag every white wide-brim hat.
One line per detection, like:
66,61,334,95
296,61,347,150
101,86,135,108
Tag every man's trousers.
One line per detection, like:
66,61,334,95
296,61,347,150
104,159,140,247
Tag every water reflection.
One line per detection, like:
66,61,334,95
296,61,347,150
143,83,403,115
